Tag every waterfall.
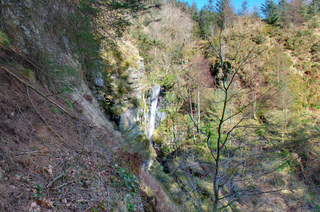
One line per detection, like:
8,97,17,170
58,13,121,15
148,85,161,145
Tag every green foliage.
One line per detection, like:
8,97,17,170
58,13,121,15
113,165,139,192
109,164,140,211
215,0,235,29
132,29,163,62
131,97,140,108
50,107,59,113
134,3,320,210
149,160,172,189
117,79,128,95
22,68,32,77
311,42,320,54
199,5,216,37
64,99,74,110
34,183,44,199
255,127,266,136
261,0,280,25
0,30,10,46
238,0,249,17
125,195,136,212
252,33,266,44
308,16,320,28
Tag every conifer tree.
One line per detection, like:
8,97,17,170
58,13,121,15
278,0,289,25
238,0,250,16
190,1,199,21
252,5,261,18
309,0,320,15
199,1,216,37
215,0,235,29
261,0,280,24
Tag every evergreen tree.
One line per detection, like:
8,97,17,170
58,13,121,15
215,0,235,29
238,0,250,16
252,5,261,18
199,0,216,37
278,0,289,25
309,0,320,16
190,1,199,21
261,0,280,24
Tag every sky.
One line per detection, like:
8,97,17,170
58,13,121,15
184,0,277,12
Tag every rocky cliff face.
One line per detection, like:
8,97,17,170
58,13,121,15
0,1,179,211
101,40,157,170
0,0,153,147
1,0,162,170
0,0,114,130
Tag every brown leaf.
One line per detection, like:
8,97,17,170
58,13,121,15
44,199,54,208
29,202,38,211
40,146,49,153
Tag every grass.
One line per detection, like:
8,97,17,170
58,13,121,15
64,99,74,110
0,31,10,46
50,107,59,113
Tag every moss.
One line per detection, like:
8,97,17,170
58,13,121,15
152,129,164,144
117,79,128,95
130,97,140,108
22,68,32,77
122,129,156,161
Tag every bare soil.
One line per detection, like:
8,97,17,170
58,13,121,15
0,46,174,211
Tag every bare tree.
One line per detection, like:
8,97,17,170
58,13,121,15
182,22,286,211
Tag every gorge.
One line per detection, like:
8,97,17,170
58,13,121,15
0,0,320,211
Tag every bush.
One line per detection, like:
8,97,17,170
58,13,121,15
252,33,266,44
131,97,140,108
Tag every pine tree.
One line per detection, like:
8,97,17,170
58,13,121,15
279,0,289,25
309,0,320,15
190,1,199,21
252,5,261,18
199,0,216,37
215,0,235,29
238,0,250,16
261,0,280,24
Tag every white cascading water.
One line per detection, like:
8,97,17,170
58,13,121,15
148,85,161,145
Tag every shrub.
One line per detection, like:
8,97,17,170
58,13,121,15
252,33,266,44
131,97,140,108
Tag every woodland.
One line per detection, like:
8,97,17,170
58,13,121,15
0,0,320,211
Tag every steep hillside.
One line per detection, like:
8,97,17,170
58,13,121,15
0,46,172,211
1,0,320,211
0,0,177,211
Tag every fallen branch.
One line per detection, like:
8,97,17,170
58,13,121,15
0,41,56,81
47,173,65,188
1,66,122,147
27,87,70,147
2,66,75,116
1,66,94,128
53,180,75,190
46,165,75,188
